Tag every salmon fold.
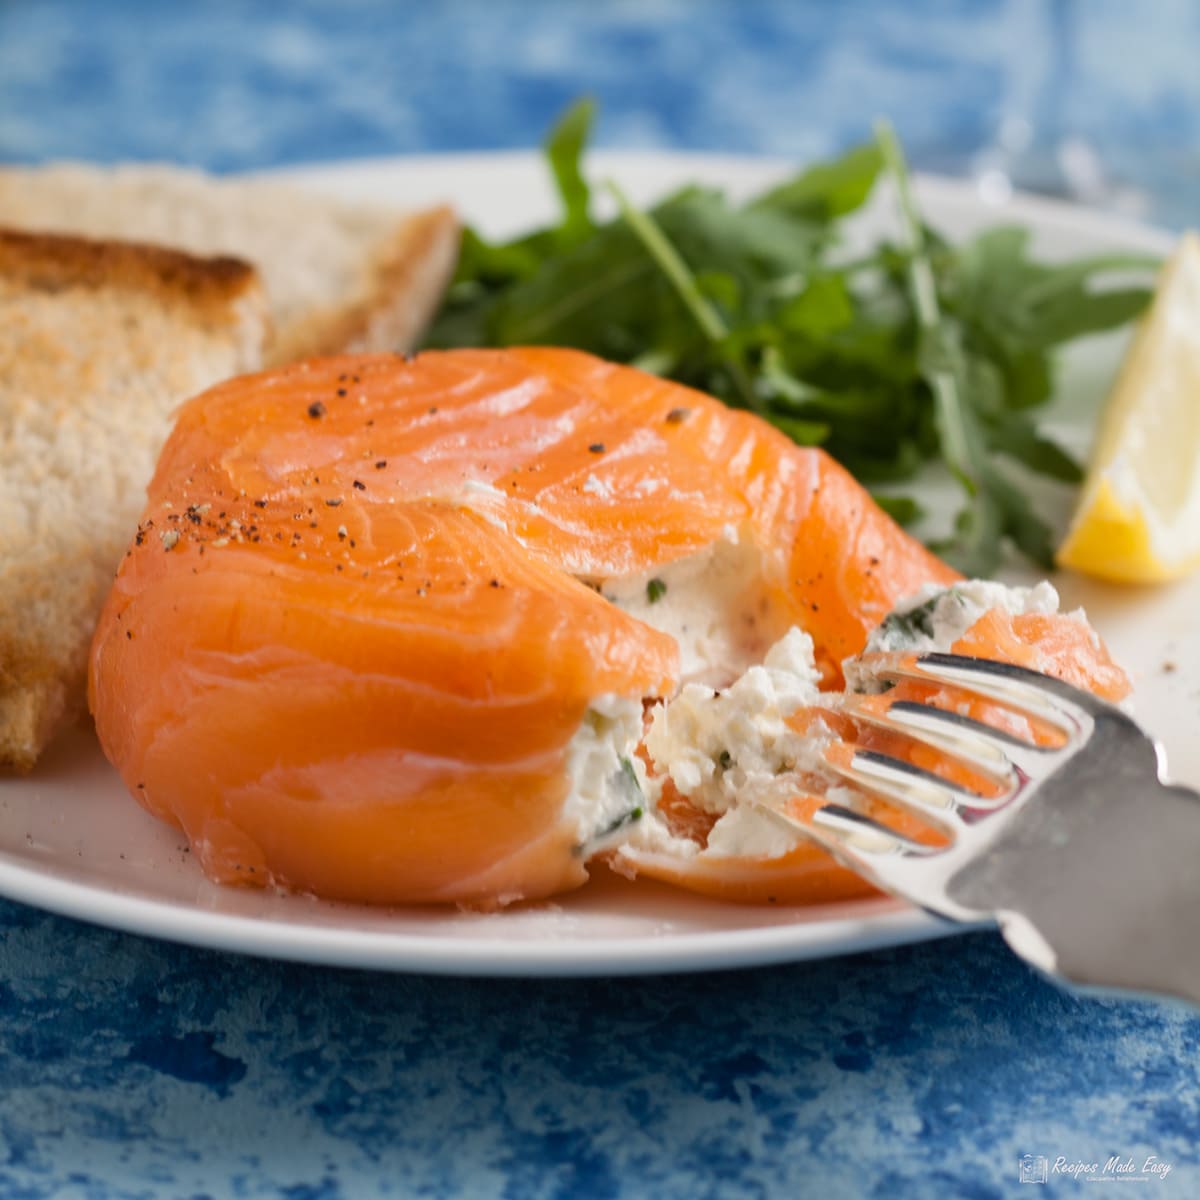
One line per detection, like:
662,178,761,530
91,348,977,906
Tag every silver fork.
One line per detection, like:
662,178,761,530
766,652,1200,1006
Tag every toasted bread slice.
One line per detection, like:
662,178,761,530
0,229,269,770
0,163,459,365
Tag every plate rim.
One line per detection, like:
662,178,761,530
0,842,961,976
265,146,1177,252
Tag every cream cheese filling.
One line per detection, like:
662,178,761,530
619,628,831,862
574,553,1083,867
597,527,788,687
563,693,650,851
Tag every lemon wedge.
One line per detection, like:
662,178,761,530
1056,232,1200,583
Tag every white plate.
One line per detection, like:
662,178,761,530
0,152,1189,976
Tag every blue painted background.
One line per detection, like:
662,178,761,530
5,903,1198,1199
2,1,1199,1196
3,0,1199,224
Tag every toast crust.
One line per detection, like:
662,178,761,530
0,165,461,364
0,229,268,771
266,204,460,364
0,227,260,306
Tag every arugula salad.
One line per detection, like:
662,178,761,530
425,100,1157,575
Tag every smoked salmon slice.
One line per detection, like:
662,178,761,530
88,348,1124,907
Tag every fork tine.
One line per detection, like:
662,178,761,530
824,747,1001,833
751,799,942,897
812,803,934,854
840,693,1053,780
868,651,1098,733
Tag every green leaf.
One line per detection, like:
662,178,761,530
951,225,1034,306
422,297,493,350
839,437,925,483
629,348,679,376
543,96,596,245
986,419,1083,483
777,274,855,338
607,181,761,410
751,141,884,221
694,270,742,319
658,191,826,281
876,120,982,498
607,180,728,342
998,347,1053,410
1018,251,1161,306
1024,286,1153,348
987,468,1057,568
452,225,546,286
487,228,657,348
871,493,925,525
758,345,821,405
770,414,831,446
934,490,1005,577
943,225,1156,352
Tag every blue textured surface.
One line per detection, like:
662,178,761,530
2,0,1199,223
2,1,1200,1196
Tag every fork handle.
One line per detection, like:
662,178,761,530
947,747,1200,1007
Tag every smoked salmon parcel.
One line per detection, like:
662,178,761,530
89,348,1128,907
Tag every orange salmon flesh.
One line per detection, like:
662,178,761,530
88,348,1127,907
